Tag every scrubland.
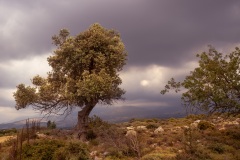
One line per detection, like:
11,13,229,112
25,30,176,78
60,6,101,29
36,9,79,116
0,114,239,160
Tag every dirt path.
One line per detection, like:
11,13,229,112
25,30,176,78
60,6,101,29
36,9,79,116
0,136,14,143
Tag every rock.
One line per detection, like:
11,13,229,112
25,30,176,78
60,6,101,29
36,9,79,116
235,118,240,122
126,126,134,130
223,121,239,126
190,120,201,128
90,151,97,157
154,126,164,134
136,126,147,130
194,120,201,123
103,151,109,156
94,156,102,160
231,121,239,125
150,143,158,148
219,127,226,131
174,126,181,130
178,150,183,153
126,130,137,137
182,126,189,130
171,126,182,133
36,133,47,138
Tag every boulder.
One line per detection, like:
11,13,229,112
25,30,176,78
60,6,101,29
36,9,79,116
126,130,137,137
182,126,190,130
190,120,201,128
126,126,134,130
154,126,164,134
136,126,147,131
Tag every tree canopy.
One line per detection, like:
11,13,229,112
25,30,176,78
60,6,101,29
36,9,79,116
13,23,127,127
161,46,240,115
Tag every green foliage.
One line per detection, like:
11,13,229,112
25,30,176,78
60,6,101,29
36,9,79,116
47,120,57,129
13,23,127,116
66,142,90,159
22,140,64,160
161,46,240,115
0,128,17,136
21,139,90,160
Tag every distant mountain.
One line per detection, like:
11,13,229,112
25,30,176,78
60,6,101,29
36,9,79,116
0,105,186,129
0,118,46,129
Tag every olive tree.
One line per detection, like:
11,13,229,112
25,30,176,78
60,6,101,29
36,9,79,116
161,46,240,115
13,23,127,139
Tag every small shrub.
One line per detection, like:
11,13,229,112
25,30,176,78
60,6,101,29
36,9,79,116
86,129,97,140
225,127,240,140
142,153,163,160
53,147,68,160
2,137,15,147
107,148,124,158
209,143,225,154
146,123,158,130
198,120,215,130
21,139,64,159
66,141,90,159
89,139,99,146
47,120,57,129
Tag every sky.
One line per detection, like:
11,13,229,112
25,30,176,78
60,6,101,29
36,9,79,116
1,0,240,123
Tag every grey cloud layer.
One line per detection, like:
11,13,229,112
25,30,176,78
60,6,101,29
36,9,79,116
1,1,240,121
1,1,240,66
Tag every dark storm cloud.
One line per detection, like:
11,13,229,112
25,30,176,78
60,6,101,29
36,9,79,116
1,0,240,67
1,0,240,122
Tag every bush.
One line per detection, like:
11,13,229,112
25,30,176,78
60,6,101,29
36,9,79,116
86,129,97,140
53,147,67,160
146,123,158,130
22,139,64,160
21,139,90,160
0,128,17,136
198,120,215,130
225,127,240,140
66,141,90,160
209,143,225,154
47,120,57,129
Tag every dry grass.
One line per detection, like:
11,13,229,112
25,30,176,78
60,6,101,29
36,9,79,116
0,136,14,143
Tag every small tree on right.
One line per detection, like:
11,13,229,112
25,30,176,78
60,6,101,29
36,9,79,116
161,46,240,115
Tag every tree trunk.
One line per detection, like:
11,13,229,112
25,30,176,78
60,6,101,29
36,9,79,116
77,101,97,140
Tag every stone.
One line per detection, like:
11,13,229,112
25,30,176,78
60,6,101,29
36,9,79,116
190,120,201,128
154,126,164,134
136,126,147,130
90,151,97,157
126,130,137,137
126,126,134,130
94,156,102,160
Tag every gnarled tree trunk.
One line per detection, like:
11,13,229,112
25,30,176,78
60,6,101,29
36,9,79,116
77,101,97,140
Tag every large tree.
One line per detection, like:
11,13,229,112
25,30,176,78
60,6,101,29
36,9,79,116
13,23,127,139
161,46,240,115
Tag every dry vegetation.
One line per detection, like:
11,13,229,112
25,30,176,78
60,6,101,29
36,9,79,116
0,114,239,160
0,136,15,143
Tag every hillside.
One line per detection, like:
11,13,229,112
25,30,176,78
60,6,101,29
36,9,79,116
0,114,239,160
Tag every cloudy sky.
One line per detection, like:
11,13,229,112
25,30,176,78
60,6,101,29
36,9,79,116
1,0,240,123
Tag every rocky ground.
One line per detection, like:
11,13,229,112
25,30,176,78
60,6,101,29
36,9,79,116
0,114,239,160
